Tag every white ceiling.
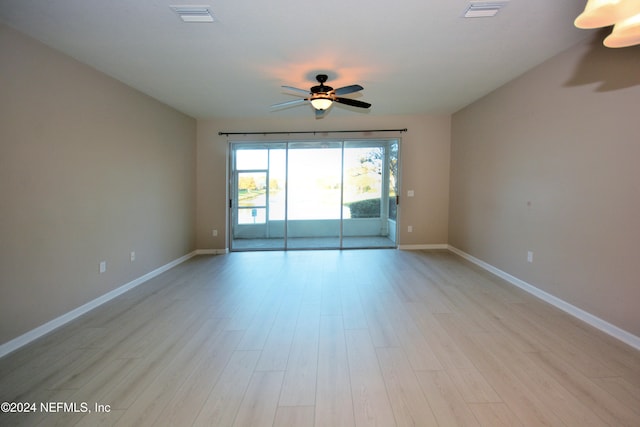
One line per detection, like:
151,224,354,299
0,0,593,119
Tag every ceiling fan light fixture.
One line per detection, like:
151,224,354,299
574,0,640,47
310,98,333,110
604,13,640,47
574,0,640,28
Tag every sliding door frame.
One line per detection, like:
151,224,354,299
228,137,401,251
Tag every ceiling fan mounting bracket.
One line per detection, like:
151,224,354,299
311,75,332,94
311,74,335,94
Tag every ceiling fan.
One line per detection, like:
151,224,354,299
272,74,371,118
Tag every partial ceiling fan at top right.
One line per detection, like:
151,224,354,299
574,0,640,47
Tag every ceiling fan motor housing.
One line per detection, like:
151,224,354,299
311,85,333,94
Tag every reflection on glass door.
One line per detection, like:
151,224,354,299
230,139,399,251
387,140,399,244
237,171,267,224
343,142,385,248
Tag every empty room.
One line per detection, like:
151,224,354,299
1,1,639,426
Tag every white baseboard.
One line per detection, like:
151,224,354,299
447,245,640,351
0,251,198,359
398,244,449,250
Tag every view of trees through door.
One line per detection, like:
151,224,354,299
231,139,399,250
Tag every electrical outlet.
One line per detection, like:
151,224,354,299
99,261,106,273
408,225,413,232
527,251,533,263
130,251,136,262
212,229,218,237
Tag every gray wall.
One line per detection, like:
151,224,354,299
449,34,640,337
0,24,197,344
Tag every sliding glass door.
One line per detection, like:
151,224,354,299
230,139,399,251
231,144,286,250
342,140,398,248
286,142,343,249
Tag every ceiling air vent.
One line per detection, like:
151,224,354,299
463,1,509,18
170,5,216,23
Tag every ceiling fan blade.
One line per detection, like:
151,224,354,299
282,85,309,95
333,84,363,96
334,97,371,109
271,99,308,109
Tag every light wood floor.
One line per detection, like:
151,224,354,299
1,249,639,426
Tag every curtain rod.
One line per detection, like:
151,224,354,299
218,128,407,136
